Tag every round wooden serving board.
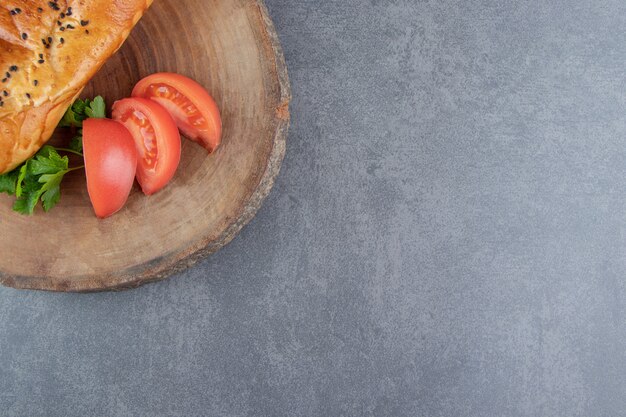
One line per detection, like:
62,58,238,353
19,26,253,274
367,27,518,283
0,0,290,292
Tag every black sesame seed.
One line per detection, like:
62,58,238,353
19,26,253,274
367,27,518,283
38,59,45,64
25,93,31,99
60,37,64,44
41,38,47,45
48,2,60,11
15,8,21,13
10,10,16,16
1,78,6,83
9,65,17,72
80,20,90,27
5,72,10,78
45,43,51,49
37,7,43,13
57,20,62,26
33,80,38,86
39,54,43,59
47,36,52,43
60,12,65,18
60,26,65,31
2,91,7,97
21,33,27,40
67,7,73,16
66,24,74,29
85,29,90,34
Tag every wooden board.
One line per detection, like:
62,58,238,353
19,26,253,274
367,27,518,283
0,0,290,292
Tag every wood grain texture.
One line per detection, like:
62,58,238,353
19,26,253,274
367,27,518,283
0,0,290,292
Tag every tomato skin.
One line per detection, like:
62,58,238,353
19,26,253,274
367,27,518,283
111,97,181,196
132,72,222,153
83,119,138,219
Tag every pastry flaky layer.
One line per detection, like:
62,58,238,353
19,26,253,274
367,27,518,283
0,0,153,174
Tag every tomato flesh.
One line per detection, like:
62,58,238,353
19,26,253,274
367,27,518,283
132,73,221,152
83,118,138,219
112,97,181,195
145,83,207,139
117,109,159,169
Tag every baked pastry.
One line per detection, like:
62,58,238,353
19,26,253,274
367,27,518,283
0,0,153,174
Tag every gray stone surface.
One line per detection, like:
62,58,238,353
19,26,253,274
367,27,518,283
1,0,625,415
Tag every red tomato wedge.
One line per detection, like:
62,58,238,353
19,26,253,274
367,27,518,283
131,73,222,153
112,97,181,196
83,118,138,219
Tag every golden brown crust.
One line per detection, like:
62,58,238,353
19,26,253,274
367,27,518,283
0,0,153,174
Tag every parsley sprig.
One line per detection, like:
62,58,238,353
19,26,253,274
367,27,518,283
58,96,106,153
0,96,106,214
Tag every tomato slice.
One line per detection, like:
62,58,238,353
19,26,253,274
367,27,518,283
83,118,138,219
132,73,222,153
112,97,181,195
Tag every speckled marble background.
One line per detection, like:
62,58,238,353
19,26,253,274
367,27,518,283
1,1,625,416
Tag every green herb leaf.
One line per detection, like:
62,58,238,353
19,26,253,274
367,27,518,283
35,145,55,159
58,99,86,128
72,98,89,115
0,169,19,195
30,146,68,175
69,132,83,154
13,163,43,215
15,162,29,197
57,96,105,128
57,96,105,155
84,96,106,119
41,186,61,212
13,189,42,215
38,170,66,212
9,147,74,214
